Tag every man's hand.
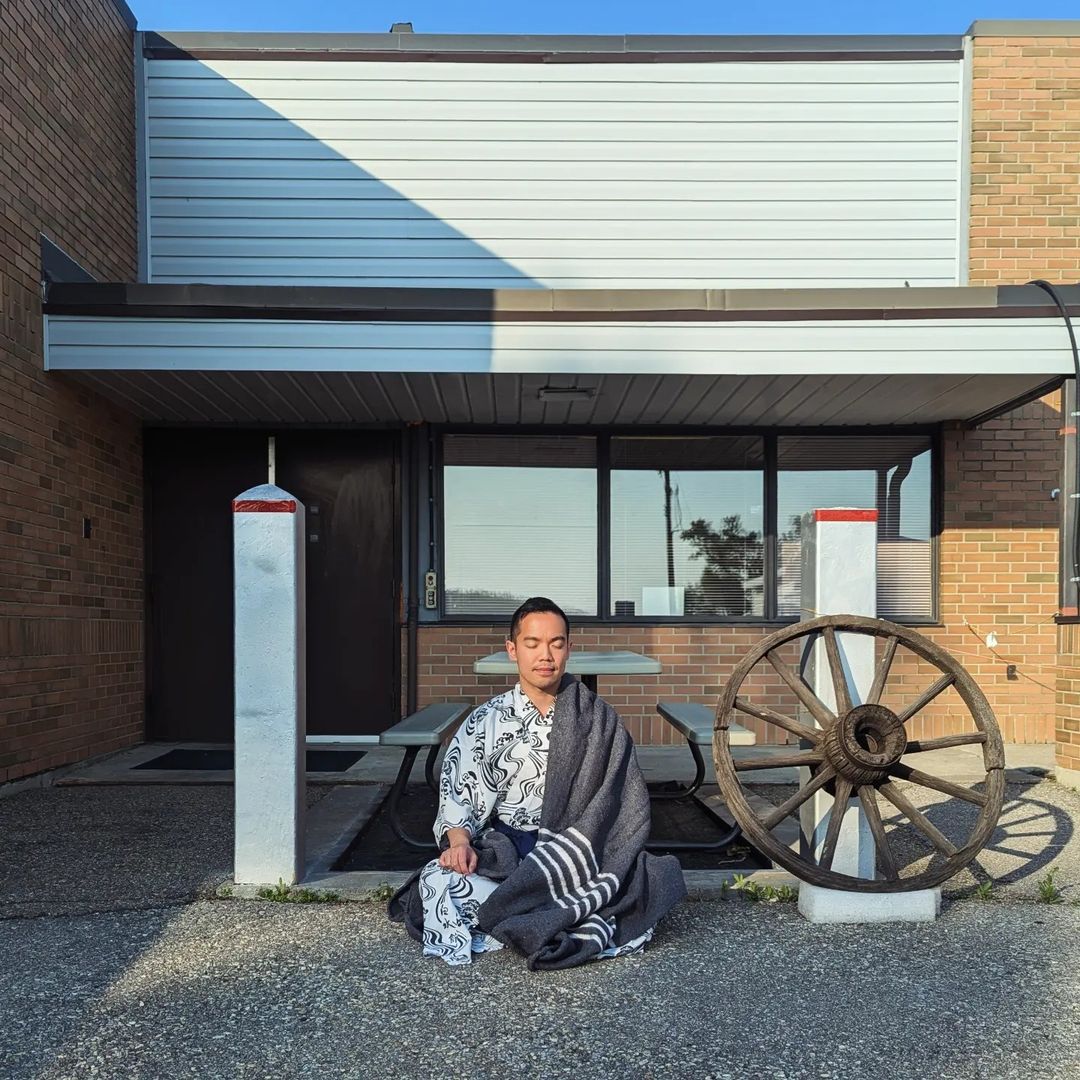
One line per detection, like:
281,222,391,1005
439,828,478,875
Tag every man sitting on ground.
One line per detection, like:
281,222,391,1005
389,596,686,969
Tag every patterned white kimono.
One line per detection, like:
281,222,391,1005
419,683,651,965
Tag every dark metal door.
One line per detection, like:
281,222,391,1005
145,429,267,742
276,431,399,737
147,429,399,742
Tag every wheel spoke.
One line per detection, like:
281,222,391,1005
823,626,853,715
819,777,853,871
868,636,899,706
904,732,987,754
896,673,956,723
733,698,822,746
858,785,900,881
733,750,824,771
879,780,960,856
890,763,989,807
761,765,836,831
765,651,835,729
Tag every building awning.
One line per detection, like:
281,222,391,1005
43,283,1077,426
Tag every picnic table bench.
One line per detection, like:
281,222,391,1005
379,699,759,854
381,702,471,849
645,701,757,854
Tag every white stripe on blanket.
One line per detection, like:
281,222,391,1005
529,830,621,920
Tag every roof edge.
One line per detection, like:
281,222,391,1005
141,30,963,62
43,283,1080,323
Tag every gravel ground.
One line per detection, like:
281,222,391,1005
0,786,327,918
746,777,1080,902
3,780,1080,1077
2,899,1079,1080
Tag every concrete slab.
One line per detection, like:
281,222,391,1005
303,784,388,878
39,740,1058,790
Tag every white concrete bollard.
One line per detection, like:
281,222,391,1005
799,508,877,879
796,508,940,922
233,483,306,885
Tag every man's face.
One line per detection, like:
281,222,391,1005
506,611,571,695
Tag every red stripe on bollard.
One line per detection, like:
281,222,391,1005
813,509,878,523
232,499,297,513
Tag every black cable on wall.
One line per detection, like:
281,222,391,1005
1027,280,1080,612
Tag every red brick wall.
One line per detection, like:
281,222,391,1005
0,0,141,784
969,30,1079,771
969,35,1080,285
413,404,1061,747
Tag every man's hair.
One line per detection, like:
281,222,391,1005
508,597,570,641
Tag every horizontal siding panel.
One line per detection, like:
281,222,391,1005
151,137,961,162
151,197,959,221
145,58,962,288
149,159,957,183
46,317,1074,377
151,237,954,260
150,178,957,201
148,76,960,104
148,97,958,123
149,60,962,83
149,117,958,143
153,217,959,240
152,256,958,279
149,276,957,288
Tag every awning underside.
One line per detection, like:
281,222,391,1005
44,283,1078,426
65,368,1057,427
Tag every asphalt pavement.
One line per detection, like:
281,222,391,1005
3,773,1080,1078
3,899,1079,1079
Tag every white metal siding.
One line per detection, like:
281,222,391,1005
47,316,1070,376
146,59,964,288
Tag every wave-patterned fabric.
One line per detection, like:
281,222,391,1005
433,684,553,843
417,862,503,966
389,676,686,971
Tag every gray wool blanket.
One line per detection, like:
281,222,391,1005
388,676,687,971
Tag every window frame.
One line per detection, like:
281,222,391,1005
436,424,942,627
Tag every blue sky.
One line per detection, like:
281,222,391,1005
130,2,1080,35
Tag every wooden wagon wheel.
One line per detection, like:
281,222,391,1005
714,614,1005,892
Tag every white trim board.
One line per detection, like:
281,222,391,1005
46,315,1076,377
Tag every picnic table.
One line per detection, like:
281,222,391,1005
472,649,661,693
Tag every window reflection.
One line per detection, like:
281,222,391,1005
610,437,765,618
443,437,598,616
777,436,933,619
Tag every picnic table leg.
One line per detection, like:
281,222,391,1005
648,737,707,801
387,746,437,850
424,744,441,793
646,739,744,852
645,810,743,853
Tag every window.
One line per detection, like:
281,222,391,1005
439,431,937,622
777,435,934,620
610,437,765,617
442,436,598,616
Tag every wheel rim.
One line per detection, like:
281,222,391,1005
713,614,1005,893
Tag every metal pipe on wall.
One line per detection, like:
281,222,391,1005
405,425,420,715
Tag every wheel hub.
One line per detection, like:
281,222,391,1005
823,703,907,785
